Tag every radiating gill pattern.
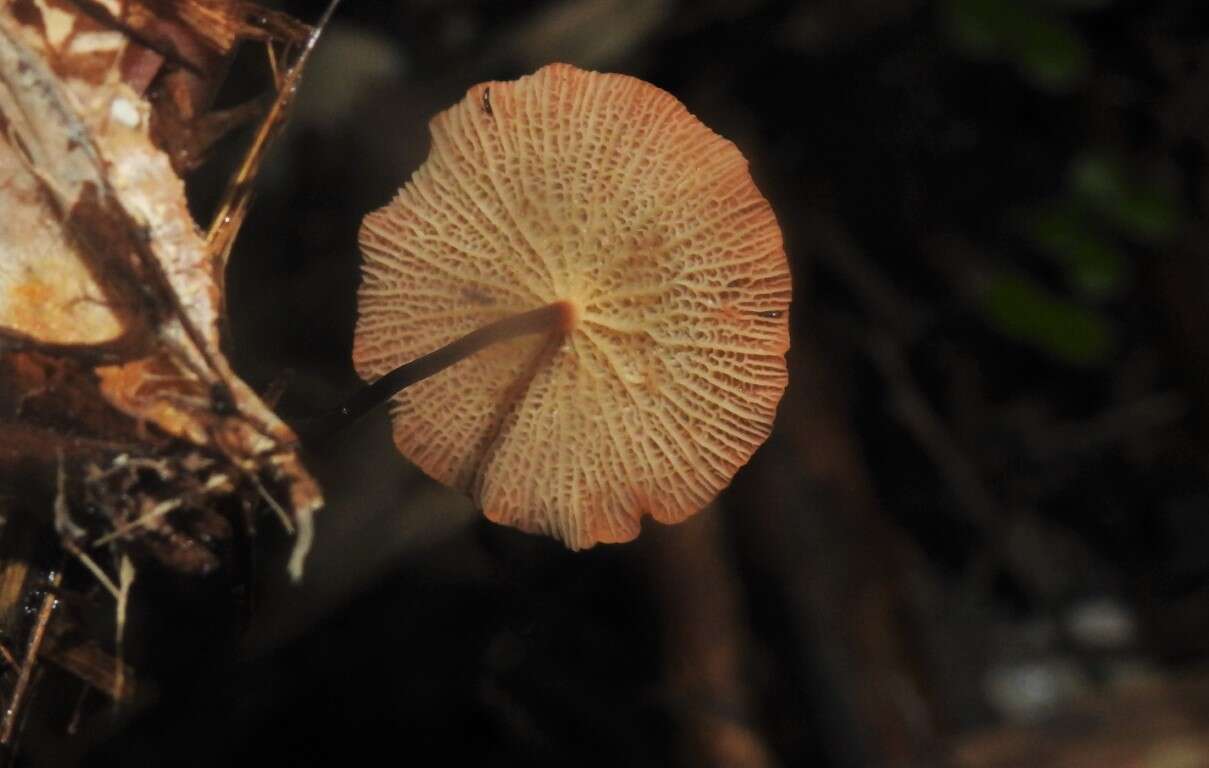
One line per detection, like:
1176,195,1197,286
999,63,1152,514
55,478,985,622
354,63,790,548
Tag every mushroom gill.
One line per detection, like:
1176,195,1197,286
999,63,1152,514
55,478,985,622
353,63,791,548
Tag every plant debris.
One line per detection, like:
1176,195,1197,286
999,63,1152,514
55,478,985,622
0,0,333,752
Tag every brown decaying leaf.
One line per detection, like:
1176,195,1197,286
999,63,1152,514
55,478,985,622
0,1,335,745
0,0,326,581
0,134,125,346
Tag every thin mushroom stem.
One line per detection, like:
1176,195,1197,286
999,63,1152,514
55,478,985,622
304,300,576,439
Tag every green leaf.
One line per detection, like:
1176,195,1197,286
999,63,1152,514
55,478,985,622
1070,151,1183,242
1022,206,1128,299
1109,187,1182,242
979,272,1114,365
1001,11,1089,90
943,0,1089,90
943,0,1008,55
1070,152,1128,205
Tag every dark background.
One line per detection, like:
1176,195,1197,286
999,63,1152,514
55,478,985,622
78,0,1209,765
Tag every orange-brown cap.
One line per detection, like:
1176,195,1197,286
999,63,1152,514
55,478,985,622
353,63,790,548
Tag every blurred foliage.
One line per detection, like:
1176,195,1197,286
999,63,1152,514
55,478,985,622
1020,204,1126,300
978,270,1114,365
943,0,1186,367
979,149,1184,365
942,0,1101,90
1069,152,1184,244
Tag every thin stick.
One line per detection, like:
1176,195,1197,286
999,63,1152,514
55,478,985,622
114,556,134,703
0,642,17,670
305,301,574,439
205,0,343,277
0,570,60,748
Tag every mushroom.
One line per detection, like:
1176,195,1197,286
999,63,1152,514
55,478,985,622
351,63,790,548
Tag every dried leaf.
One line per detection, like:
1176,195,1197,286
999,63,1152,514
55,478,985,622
0,135,125,345
0,0,326,581
0,5,337,739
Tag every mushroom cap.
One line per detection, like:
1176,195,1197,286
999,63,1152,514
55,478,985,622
353,63,790,548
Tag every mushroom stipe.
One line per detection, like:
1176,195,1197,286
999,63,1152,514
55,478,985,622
348,63,791,549
306,301,576,437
